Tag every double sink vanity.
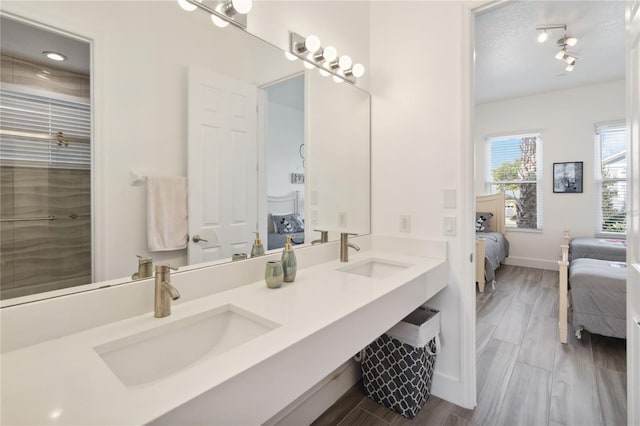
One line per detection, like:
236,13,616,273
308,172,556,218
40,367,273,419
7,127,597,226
1,235,448,425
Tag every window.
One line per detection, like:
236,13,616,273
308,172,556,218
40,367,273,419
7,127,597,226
595,122,626,234
486,134,543,230
0,88,91,169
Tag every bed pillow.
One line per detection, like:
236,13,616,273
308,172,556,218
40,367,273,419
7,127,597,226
272,213,304,234
475,212,493,232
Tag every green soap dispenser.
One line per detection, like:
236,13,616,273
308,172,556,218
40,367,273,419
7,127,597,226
250,232,265,257
281,235,297,282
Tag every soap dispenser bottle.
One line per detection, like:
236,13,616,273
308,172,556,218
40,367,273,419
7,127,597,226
281,235,297,282
251,231,265,258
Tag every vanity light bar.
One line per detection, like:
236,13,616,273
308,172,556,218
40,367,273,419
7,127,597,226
180,0,248,29
289,32,363,85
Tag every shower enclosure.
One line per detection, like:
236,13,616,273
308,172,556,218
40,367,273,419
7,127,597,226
0,16,92,300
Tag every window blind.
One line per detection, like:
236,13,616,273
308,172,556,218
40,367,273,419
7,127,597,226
486,134,543,230
0,88,91,169
596,122,626,234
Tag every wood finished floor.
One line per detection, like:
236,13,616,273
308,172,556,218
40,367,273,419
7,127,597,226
311,265,627,426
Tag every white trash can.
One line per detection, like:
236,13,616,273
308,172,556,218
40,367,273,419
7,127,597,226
361,305,441,419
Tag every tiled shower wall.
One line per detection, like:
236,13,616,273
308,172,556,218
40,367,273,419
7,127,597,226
0,167,92,299
1,53,91,300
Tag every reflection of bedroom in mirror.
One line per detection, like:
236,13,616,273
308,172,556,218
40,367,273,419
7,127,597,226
0,16,92,300
264,74,305,250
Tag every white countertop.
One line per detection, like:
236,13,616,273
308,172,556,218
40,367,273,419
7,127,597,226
1,248,446,425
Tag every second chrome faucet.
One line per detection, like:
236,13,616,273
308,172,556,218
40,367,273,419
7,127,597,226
340,233,360,262
155,265,180,318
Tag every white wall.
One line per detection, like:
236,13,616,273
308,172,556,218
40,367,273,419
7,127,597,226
370,1,475,408
266,100,305,199
475,80,626,269
1,1,371,282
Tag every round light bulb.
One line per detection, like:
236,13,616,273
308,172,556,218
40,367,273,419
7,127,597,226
565,63,575,72
211,6,230,28
177,0,197,11
304,35,321,53
564,55,575,64
231,0,252,14
323,46,337,62
338,55,352,70
284,51,297,61
333,75,344,84
351,63,365,78
537,31,548,43
303,61,315,70
566,37,577,47
318,69,330,77
555,49,566,60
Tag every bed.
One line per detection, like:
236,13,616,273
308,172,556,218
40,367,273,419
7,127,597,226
475,192,510,292
267,191,305,250
558,231,627,343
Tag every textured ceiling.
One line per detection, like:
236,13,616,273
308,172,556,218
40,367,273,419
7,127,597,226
475,1,625,104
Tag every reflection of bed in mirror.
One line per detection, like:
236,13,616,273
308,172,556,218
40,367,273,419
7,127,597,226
475,192,509,292
267,191,305,250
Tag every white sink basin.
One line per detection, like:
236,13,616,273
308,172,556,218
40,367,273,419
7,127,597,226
95,304,280,387
337,258,412,279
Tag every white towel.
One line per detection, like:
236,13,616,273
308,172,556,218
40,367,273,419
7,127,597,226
146,176,188,251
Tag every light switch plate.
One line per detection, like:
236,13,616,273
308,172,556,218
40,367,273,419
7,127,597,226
339,212,347,227
443,217,456,236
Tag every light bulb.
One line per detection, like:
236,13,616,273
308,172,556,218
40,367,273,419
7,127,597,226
351,63,365,78
177,0,197,11
211,5,230,28
565,63,575,72
323,46,337,62
303,61,315,69
304,35,321,53
564,55,575,64
284,51,297,61
333,75,344,84
231,0,252,14
319,69,330,77
537,31,548,43
43,51,66,61
555,49,566,60
565,37,577,47
338,55,352,70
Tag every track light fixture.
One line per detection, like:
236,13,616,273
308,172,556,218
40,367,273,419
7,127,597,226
536,24,579,72
177,0,252,29
288,32,365,84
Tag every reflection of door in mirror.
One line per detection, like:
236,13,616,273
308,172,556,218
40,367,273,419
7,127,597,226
187,67,257,263
264,75,305,251
0,16,92,300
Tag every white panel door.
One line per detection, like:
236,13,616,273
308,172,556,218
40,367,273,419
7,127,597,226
627,2,640,425
187,68,257,264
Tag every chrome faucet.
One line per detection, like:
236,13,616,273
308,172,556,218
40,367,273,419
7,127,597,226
154,265,180,318
340,233,360,262
311,229,329,245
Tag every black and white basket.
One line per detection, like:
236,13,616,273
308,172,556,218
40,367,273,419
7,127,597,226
361,306,441,419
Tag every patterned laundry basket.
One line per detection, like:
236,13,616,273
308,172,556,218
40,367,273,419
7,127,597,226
361,306,440,419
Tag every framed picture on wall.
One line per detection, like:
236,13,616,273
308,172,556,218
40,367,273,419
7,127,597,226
553,161,583,193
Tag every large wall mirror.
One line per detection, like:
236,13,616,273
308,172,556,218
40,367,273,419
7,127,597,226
0,1,370,305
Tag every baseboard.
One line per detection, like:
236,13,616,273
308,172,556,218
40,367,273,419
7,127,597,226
503,256,558,271
264,359,361,426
